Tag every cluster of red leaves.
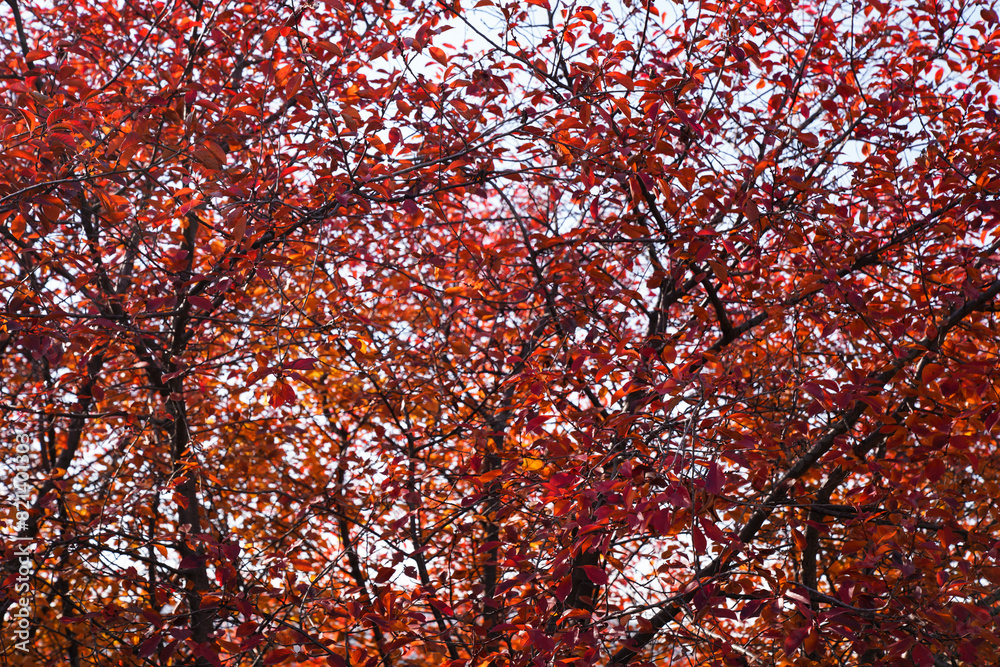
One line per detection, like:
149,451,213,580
1,0,1000,665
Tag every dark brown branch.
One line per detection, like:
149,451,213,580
4,0,30,60
331,430,392,667
404,436,463,661
700,274,735,343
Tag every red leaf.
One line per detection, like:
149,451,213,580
526,629,555,652
581,565,608,585
326,654,349,667
911,643,934,667
371,41,393,59
692,524,706,553
284,358,318,370
526,414,551,433
925,458,945,483
192,146,223,170
783,626,809,656
263,648,293,665
137,633,161,658
428,598,454,616
798,132,819,148
605,71,634,91
236,621,258,637
705,463,725,495
187,295,213,311
700,516,727,542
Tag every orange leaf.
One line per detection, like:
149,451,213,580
261,27,280,52
428,46,448,66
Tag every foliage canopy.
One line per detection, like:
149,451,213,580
1,0,1000,664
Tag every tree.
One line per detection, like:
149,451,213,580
0,0,999,663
